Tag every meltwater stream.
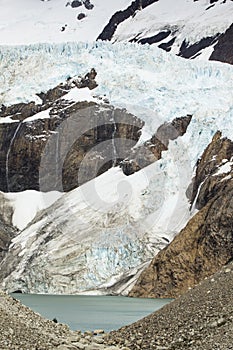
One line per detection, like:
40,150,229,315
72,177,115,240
12,294,171,332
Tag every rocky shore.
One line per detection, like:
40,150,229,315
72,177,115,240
0,290,127,350
107,261,233,350
1,262,233,350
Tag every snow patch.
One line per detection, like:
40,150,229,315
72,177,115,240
5,190,63,230
213,161,233,176
64,87,95,102
23,109,51,122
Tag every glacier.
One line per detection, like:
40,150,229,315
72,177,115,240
0,41,233,293
1,41,233,154
0,0,232,61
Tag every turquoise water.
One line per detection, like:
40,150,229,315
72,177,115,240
12,294,171,332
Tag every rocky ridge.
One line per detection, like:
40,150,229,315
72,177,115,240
0,70,143,193
121,115,192,175
129,131,233,298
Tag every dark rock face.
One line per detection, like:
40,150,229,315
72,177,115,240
129,131,233,298
158,37,176,52
0,100,143,192
83,0,94,10
0,194,17,261
0,102,43,121
0,70,145,192
60,105,144,192
97,0,159,41
69,0,94,10
133,31,171,45
77,68,98,89
70,0,82,7
210,23,233,65
189,131,233,209
77,13,86,20
36,84,70,105
121,115,192,176
0,113,66,192
178,35,220,59
0,221,16,261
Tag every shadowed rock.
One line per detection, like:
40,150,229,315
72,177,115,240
210,23,233,65
120,115,192,176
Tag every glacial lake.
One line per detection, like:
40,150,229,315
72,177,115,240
12,294,172,332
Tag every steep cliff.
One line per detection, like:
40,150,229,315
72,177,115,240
130,131,233,298
121,115,192,175
0,193,17,261
0,76,144,193
210,23,233,65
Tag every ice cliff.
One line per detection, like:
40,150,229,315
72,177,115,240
0,41,233,293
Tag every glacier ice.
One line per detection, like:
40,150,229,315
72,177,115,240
1,41,233,157
0,41,233,293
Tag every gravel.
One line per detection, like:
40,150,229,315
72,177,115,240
1,262,233,349
107,262,233,350
0,290,124,350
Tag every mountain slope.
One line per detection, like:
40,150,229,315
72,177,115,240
0,42,233,294
130,132,233,298
107,261,233,350
109,0,233,61
0,1,233,295
0,0,232,63
0,0,131,44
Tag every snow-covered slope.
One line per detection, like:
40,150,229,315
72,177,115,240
0,0,232,62
0,42,233,294
111,0,233,58
0,161,190,294
4,191,62,230
0,0,131,45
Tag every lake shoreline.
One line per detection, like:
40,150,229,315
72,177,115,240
1,261,233,350
0,290,126,350
11,293,171,332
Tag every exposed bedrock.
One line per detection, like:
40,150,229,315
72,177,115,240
0,193,17,261
97,0,159,41
130,131,233,298
120,115,192,175
0,89,144,193
210,23,233,65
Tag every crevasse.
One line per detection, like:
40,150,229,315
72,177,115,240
0,41,233,293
